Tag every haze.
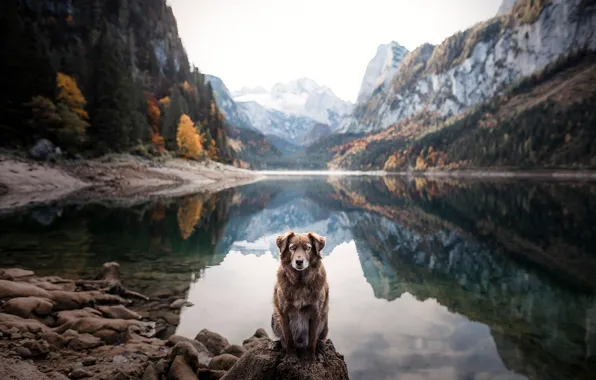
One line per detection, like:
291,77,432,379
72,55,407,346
167,0,502,102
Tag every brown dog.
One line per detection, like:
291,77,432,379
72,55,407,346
271,231,329,360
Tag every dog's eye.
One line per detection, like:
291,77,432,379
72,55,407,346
306,244,312,251
289,244,295,251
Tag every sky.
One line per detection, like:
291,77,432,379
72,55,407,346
167,0,503,102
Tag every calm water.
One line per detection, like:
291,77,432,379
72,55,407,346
1,175,596,380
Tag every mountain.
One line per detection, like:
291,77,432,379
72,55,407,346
356,41,409,103
205,75,281,168
0,0,232,163
497,0,518,15
341,0,596,135
233,78,352,144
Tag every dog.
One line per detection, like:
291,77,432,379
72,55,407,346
271,231,329,360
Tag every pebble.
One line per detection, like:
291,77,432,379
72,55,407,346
16,346,32,358
10,333,23,340
22,332,35,339
70,368,91,379
82,357,96,366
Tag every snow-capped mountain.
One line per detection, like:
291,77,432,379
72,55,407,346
205,74,253,131
356,41,409,103
232,78,353,142
236,101,317,142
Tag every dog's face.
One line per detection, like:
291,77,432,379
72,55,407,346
276,232,326,271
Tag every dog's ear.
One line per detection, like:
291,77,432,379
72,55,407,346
276,231,295,257
308,232,326,257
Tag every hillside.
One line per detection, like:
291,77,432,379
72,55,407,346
0,0,232,164
326,53,596,171
341,0,596,135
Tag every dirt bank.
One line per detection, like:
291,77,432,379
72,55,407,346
0,153,261,214
0,262,349,380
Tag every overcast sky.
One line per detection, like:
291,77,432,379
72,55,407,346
167,0,503,102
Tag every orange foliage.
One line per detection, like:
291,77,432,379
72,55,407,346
207,138,218,160
176,114,204,159
57,72,89,120
151,132,165,153
145,93,165,153
177,197,204,239
159,96,170,110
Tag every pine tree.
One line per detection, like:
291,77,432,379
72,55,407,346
88,24,136,152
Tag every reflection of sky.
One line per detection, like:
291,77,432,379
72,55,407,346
177,241,527,380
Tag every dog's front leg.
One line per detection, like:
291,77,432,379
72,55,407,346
281,310,296,357
308,310,320,361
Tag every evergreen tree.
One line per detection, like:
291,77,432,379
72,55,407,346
88,25,135,153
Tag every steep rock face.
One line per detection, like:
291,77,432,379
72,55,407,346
343,0,596,134
356,41,409,103
497,0,518,15
205,75,253,131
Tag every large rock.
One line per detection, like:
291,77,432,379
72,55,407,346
0,268,35,279
166,335,212,367
209,354,238,371
1,297,54,318
0,280,51,299
221,344,246,358
48,291,126,311
195,329,229,356
29,139,55,161
96,305,142,320
0,313,50,334
220,339,349,380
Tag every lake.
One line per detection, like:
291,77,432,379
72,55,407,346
1,175,596,380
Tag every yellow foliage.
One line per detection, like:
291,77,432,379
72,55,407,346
159,96,170,110
181,81,192,92
176,114,204,159
177,197,204,239
151,132,165,153
207,138,218,160
56,72,89,120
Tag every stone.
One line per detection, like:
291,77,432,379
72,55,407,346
70,368,91,379
0,268,35,279
195,329,230,356
221,344,246,358
68,333,102,350
168,355,196,380
169,299,193,309
209,354,238,371
0,280,51,299
22,339,50,356
15,346,32,358
81,357,96,366
163,312,180,326
29,139,55,161
253,328,268,339
96,305,142,320
0,297,54,319
167,335,212,367
141,363,159,380
0,357,52,380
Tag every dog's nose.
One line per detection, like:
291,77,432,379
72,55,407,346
296,259,304,266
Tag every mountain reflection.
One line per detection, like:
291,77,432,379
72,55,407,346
1,175,596,379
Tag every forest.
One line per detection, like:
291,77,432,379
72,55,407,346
0,0,232,164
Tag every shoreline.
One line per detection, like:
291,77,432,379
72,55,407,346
0,153,262,215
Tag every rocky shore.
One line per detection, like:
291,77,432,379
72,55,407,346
0,151,260,214
0,263,349,380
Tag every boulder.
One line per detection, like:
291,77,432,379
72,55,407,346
96,305,142,320
209,354,238,371
0,357,52,380
0,268,35,279
68,333,102,350
0,313,50,334
48,291,126,311
220,339,349,380
195,329,229,356
166,335,212,367
169,299,192,309
221,344,246,358
0,280,51,299
55,308,103,326
168,355,197,380
29,139,55,161
1,297,54,318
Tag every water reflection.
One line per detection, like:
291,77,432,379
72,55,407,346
1,176,596,379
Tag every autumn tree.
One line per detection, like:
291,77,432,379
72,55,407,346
176,114,203,159
145,92,165,152
177,196,204,240
55,72,89,146
162,87,188,150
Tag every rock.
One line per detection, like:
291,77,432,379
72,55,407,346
55,308,102,326
219,339,349,380
96,305,142,320
68,333,102,350
70,368,91,379
48,291,126,311
221,344,246,358
1,297,54,318
169,299,193,309
47,372,70,380
41,331,69,348
0,280,51,299
0,357,52,380
81,357,96,366
22,332,36,339
141,363,159,380
22,339,50,356
209,354,238,371
0,313,50,334
167,335,212,367
243,337,269,351
53,316,154,340
195,329,230,356
197,369,227,380
29,139,55,161
168,355,197,380
254,328,268,339
15,346,32,358
163,312,180,326
0,268,35,279
10,332,22,340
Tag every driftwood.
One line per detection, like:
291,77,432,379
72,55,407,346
76,262,149,300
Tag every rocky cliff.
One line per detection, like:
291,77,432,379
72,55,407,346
342,0,596,134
